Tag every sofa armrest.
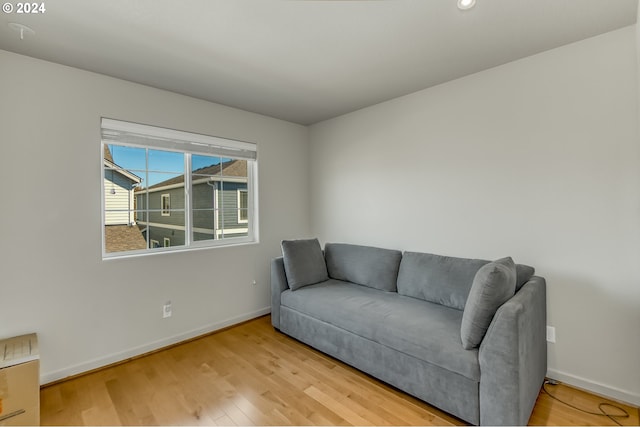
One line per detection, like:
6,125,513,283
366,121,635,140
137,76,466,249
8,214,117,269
478,276,547,426
270,256,289,329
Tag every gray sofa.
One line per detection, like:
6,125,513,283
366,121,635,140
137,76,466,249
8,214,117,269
271,240,547,426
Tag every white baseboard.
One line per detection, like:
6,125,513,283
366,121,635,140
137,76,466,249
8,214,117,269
547,368,640,406
41,307,271,385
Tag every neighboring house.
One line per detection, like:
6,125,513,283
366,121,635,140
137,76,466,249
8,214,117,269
135,160,248,248
103,146,147,252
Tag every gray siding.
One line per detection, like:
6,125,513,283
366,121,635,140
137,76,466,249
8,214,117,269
136,180,247,242
146,226,185,248
218,182,248,236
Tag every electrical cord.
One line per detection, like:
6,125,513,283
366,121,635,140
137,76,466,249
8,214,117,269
542,379,630,426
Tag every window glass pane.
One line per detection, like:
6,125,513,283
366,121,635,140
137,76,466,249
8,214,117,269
238,190,248,223
222,160,249,238
191,156,250,241
104,221,147,253
191,155,221,241
146,220,186,249
104,144,146,254
134,208,146,224
192,155,223,177
148,149,184,174
107,144,146,173
147,172,184,189
193,209,216,242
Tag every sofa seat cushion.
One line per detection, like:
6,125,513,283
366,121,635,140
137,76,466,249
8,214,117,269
281,279,480,381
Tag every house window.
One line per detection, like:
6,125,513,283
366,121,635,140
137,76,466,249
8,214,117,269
238,189,248,224
102,118,258,259
161,194,171,216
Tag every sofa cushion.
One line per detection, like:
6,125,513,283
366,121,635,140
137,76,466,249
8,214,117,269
281,239,328,290
516,264,535,292
324,243,402,292
397,252,488,310
460,257,517,350
281,279,480,381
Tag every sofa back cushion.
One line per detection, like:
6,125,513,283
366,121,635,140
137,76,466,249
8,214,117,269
325,243,402,292
515,264,535,292
397,252,489,310
397,252,535,310
281,238,329,291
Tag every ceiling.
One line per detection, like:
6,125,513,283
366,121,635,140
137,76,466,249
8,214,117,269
0,0,637,125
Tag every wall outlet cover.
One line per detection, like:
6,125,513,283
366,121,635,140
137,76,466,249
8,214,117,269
163,302,172,318
546,326,556,343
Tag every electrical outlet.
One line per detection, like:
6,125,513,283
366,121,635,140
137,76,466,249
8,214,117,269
163,301,172,318
546,326,556,343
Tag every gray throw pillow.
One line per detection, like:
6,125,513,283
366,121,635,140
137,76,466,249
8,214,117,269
281,239,329,291
460,257,516,350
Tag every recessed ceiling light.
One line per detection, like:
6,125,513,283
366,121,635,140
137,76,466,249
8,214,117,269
457,0,476,10
8,22,35,40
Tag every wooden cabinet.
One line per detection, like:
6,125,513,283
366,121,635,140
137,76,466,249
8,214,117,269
0,334,39,426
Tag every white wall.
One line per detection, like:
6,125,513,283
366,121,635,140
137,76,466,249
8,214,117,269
309,26,640,405
0,50,310,383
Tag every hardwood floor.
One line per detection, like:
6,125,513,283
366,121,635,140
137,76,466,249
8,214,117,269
40,316,639,426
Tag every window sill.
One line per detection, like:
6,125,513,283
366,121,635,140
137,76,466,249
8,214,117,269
102,238,259,261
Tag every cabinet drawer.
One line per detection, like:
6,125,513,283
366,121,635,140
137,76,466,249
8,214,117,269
0,405,38,426
0,361,39,426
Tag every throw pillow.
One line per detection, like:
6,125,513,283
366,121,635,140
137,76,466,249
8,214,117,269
460,257,516,350
281,238,329,291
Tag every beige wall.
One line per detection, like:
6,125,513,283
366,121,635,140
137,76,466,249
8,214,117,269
309,26,640,405
0,50,310,383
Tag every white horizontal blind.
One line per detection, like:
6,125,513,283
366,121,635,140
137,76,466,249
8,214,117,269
101,118,257,160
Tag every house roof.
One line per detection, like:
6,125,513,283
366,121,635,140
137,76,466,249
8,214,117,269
104,145,114,163
104,225,147,253
142,159,247,191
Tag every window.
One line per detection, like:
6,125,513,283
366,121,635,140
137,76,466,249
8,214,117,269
102,118,258,258
238,189,248,224
161,194,170,216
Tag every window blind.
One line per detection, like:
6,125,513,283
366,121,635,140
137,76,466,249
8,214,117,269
101,118,257,161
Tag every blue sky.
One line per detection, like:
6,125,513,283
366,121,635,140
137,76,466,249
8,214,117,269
108,144,229,186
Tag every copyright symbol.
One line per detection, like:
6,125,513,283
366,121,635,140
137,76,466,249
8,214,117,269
2,3,13,13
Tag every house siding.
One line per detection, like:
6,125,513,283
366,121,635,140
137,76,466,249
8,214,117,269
146,225,185,248
147,187,186,228
135,180,247,244
218,182,248,237
104,170,136,225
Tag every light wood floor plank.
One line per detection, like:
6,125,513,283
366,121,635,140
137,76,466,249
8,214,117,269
40,315,639,426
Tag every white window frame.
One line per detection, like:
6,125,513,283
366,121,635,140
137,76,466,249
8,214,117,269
101,118,259,259
150,239,160,248
237,189,249,224
163,237,171,247
161,194,171,216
